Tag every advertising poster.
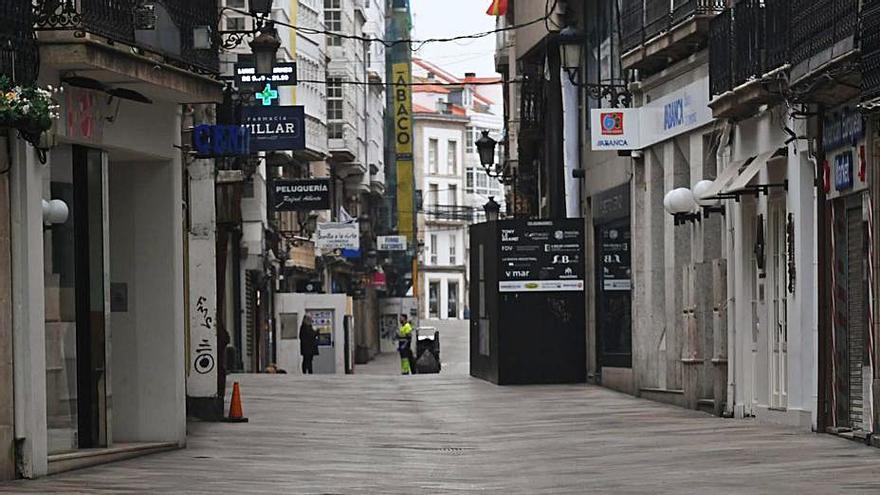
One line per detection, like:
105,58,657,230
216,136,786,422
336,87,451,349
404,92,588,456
497,219,585,293
307,309,334,347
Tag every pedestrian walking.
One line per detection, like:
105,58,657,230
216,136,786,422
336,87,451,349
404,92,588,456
398,314,414,375
299,315,319,374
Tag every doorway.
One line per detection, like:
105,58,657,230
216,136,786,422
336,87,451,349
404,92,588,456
767,200,788,410
595,219,632,369
832,194,868,431
44,145,107,453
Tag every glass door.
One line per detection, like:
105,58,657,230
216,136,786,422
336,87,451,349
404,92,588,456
44,145,107,453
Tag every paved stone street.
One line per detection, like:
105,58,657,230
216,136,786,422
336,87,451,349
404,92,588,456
2,319,880,494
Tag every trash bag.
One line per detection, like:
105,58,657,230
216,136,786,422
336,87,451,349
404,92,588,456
415,349,440,374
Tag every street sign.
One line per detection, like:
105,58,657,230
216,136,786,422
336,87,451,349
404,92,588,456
497,219,585,293
273,178,331,211
234,62,298,88
377,235,407,251
241,105,306,151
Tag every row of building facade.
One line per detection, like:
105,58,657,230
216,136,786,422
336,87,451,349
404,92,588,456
496,0,880,441
0,0,407,480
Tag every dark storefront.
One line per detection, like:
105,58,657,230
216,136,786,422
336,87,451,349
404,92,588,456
594,185,632,370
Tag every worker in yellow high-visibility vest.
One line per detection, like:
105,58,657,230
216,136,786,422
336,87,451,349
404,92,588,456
397,314,414,375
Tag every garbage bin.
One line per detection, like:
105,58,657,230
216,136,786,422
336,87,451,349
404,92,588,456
414,327,441,374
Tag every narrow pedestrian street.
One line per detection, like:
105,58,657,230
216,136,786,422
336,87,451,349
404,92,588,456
0,320,877,494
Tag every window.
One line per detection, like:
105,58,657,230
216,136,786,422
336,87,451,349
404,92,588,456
428,138,438,174
428,183,439,207
226,16,246,31
448,282,459,318
449,185,457,208
429,234,438,265
428,281,440,318
466,168,474,192
327,78,343,139
226,0,244,7
465,127,474,153
447,140,458,175
449,235,457,265
476,170,488,189
324,0,342,46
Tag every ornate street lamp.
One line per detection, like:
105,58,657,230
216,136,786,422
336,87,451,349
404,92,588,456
249,24,281,74
483,196,501,223
556,24,632,108
475,130,508,179
249,0,273,17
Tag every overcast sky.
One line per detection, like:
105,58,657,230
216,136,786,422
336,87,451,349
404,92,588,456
411,0,498,79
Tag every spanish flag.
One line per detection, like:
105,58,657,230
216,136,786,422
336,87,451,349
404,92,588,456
486,0,508,16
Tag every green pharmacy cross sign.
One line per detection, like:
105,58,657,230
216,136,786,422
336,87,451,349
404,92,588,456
256,83,279,106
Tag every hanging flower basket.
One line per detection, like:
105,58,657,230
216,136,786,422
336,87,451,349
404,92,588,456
0,76,61,153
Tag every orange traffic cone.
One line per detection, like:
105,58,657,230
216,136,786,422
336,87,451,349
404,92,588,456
224,381,249,423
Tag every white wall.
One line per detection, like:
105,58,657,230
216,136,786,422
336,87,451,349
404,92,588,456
422,272,466,320
109,156,187,445
274,293,350,374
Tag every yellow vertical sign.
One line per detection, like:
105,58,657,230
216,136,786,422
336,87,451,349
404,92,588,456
393,63,414,242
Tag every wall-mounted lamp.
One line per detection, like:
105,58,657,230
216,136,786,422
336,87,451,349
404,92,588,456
692,179,726,218
42,199,69,226
663,188,700,225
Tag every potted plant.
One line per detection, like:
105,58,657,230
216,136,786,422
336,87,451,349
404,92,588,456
0,76,61,153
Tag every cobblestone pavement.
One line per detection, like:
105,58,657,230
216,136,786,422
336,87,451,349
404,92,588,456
3,319,880,494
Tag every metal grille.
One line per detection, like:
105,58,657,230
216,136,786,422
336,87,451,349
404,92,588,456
33,0,219,74
790,0,834,67
846,206,865,430
620,0,644,53
0,0,39,84
708,9,732,96
245,270,256,368
644,0,670,41
862,2,880,100
519,65,544,133
764,0,790,71
732,0,764,89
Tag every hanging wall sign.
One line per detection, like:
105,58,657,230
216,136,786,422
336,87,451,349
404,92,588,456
377,235,407,251
273,178,331,211
316,222,360,251
191,124,251,158
241,105,306,151
234,62,298,88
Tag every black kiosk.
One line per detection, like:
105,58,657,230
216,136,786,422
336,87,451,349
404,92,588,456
469,218,587,385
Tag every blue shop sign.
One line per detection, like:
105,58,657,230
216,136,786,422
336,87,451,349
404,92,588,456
823,108,864,152
834,151,854,191
192,124,251,158
241,105,306,152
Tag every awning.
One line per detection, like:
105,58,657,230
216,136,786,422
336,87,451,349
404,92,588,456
700,158,752,200
722,149,784,195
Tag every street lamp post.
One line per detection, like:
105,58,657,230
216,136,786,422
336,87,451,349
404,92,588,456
483,197,501,223
556,24,632,108
475,130,517,217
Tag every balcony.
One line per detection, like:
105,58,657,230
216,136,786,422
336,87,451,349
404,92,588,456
620,0,725,74
862,3,880,103
494,16,512,75
424,204,473,224
708,1,786,118
710,0,860,118
0,0,39,84
788,0,859,103
32,0,222,102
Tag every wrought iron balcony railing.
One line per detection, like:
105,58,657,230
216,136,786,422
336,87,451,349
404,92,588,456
790,0,857,68
710,0,858,97
519,67,544,133
0,0,39,84
862,2,880,101
424,204,476,223
709,0,787,96
621,0,725,54
33,0,220,75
